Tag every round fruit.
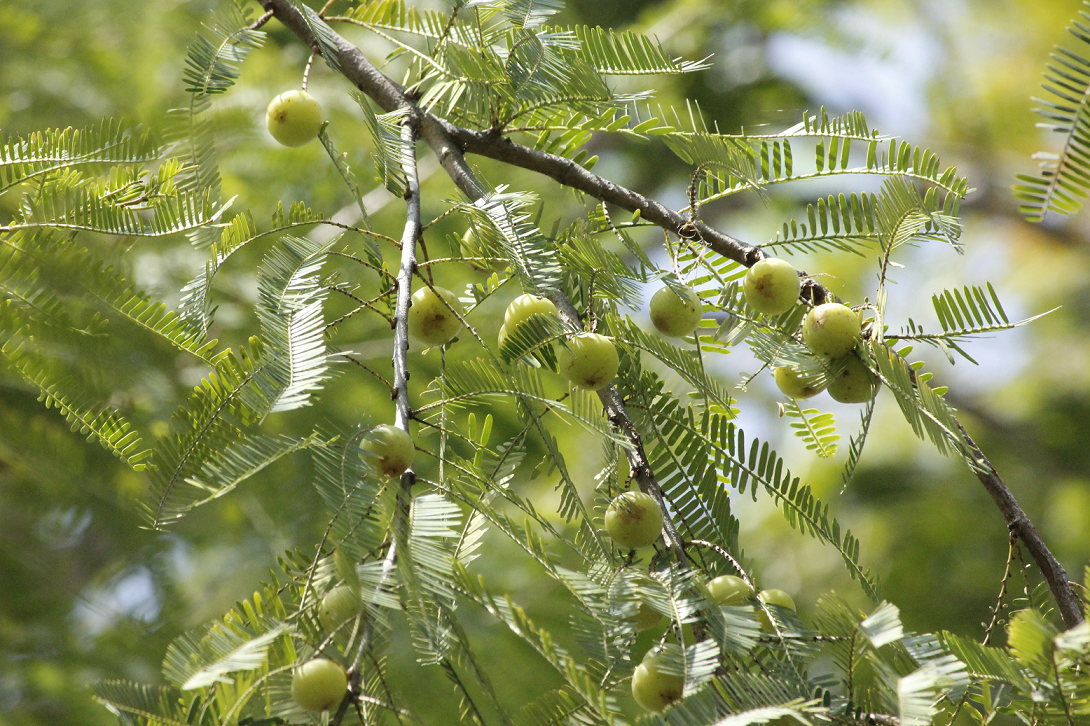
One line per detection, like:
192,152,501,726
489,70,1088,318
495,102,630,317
604,491,663,549
743,258,801,316
649,285,703,337
630,601,663,631
497,323,508,350
407,286,464,345
291,658,348,711
707,575,752,606
504,294,558,330
266,90,323,147
827,354,878,404
320,585,362,632
802,303,861,359
631,646,685,712
757,589,796,632
360,424,415,478
773,366,825,399
558,333,619,390
462,229,507,273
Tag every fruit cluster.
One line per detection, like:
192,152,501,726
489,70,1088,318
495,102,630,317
625,570,798,712
743,257,878,404
261,110,863,712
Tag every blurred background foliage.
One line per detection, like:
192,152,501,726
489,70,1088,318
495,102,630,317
2,0,1090,723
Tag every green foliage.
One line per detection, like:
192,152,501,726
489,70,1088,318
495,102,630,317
1,2,1078,726
1015,3,1090,221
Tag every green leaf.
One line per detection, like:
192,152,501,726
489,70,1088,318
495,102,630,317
91,681,195,726
0,121,160,194
182,1,264,107
1014,6,1090,221
250,235,334,415
782,401,839,458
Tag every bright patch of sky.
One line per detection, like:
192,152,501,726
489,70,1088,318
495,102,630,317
766,9,943,137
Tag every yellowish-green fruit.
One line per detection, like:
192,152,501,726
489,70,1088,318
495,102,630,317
266,90,323,147
320,585,362,632
743,258,800,316
827,355,878,404
604,491,663,549
504,294,558,330
757,589,796,632
631,646,685,712
462,229,507,273
649,285,703,337
802,303,861,358
497,323,508,350
707,575,752,606
291,658,348,711
407,286,464,345
360,424,415,478
629,601,663,631
558,333,618,390
773,367,825,399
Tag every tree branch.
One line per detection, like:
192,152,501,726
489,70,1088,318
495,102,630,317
259,0,1083,623
957,422,1082,627
345,121,421,710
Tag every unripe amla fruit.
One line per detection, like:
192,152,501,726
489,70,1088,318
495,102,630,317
408,286,464,345
631,645,685,712
757,589,796,632
360,424,414,478
827,354,878,404
558,332,618,390
802,303,861,359
505,294,558,332
743,258,800,316
320,584,362,632
461,228,508,273
266,90,323,147
604,491,662,549
628,600,663,631
291,658,348,711
649,284,703,337
707,575,752,606
773,366,825,399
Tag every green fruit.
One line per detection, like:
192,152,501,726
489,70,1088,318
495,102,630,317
291,658,348,711
757,589,796,632
462,229,507,273
360,424,415,478
558,333,619,390
497,322,508,350
320,585,362,632
773,366,825,399
649,285,703,337
707,575,752,606
827,354,878,404
408,286,464,345
266,90,323,147
631,646,685,712
743,258,800,316
604,491,663,549
802,303,861,358
630,601,663,631
504,294,558,330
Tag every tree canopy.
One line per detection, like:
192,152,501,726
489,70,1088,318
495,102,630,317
5,1,1090,725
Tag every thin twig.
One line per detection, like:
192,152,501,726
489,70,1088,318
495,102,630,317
341,353,394,392
347,120,422,698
